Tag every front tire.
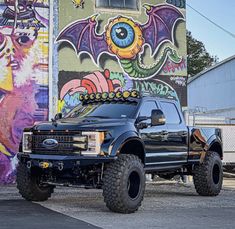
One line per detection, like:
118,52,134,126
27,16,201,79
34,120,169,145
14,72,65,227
16,162,54,201
103,154,145,213
193,151,223,196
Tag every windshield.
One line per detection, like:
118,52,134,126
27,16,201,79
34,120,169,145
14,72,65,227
65,101,138,119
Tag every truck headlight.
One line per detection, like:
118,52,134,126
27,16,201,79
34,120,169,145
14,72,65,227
73,135,88,150
23,132,33,153
81,132,105,156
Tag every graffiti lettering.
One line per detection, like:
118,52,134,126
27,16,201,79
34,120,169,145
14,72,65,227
170,76,187,86
163,58,187,74
133,80,178,100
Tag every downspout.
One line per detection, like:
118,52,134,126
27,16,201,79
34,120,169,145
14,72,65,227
49,0,55,120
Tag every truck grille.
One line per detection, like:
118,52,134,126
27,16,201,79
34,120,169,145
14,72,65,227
31,131,82,154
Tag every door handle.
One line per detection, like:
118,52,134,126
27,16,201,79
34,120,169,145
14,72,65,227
161,131,169,136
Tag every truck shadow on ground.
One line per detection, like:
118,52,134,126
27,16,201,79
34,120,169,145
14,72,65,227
0,199,100,229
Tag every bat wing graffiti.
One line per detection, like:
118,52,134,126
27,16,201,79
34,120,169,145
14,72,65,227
142,4,184,56
56,14,109,64
56,4,185,79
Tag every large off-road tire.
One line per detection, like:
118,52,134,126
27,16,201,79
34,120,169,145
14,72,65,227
103,154,145,213
16,162,54,201
193,151,223,196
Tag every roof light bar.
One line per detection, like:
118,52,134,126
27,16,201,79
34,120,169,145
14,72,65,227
79,90,140,102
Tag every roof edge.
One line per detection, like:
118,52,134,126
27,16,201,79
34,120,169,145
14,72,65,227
188,55,235,84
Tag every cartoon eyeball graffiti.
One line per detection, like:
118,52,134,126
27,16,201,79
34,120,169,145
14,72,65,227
105,17,144,59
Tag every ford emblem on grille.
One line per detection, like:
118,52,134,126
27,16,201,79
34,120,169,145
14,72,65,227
42,139,58,149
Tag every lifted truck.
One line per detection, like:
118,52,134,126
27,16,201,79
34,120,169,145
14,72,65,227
17,91,223,213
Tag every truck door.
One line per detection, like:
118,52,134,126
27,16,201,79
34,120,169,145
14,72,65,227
138,100,169,165
159,101,188,165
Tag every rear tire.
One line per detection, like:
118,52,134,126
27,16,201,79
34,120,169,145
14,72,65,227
193,151,223,196
16,162,54,201
103,154,145,213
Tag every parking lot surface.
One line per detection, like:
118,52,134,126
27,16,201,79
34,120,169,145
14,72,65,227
1,179,235,229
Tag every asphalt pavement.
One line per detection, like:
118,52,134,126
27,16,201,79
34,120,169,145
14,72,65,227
1,178,235,229
0,191,100,229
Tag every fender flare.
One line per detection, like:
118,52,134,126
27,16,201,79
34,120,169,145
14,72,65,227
109,131,145,161
205,134,223,158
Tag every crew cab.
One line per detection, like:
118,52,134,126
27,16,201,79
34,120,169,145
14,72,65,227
17,91,223,213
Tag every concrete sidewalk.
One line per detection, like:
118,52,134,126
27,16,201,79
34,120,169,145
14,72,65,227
223,178,235,190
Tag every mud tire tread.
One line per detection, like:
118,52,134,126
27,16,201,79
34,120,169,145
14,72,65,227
103,154,145,213
16,162,54,201
193,151,223,196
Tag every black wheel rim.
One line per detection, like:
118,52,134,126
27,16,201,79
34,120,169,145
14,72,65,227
127,171,141,200
212,164,220,185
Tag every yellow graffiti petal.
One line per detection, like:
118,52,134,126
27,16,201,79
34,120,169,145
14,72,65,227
0,143,11,157
58,100,65,113
0,69,13,92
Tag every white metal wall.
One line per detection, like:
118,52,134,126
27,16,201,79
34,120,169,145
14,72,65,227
188,57,235,113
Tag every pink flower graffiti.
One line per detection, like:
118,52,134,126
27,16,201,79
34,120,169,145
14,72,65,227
60,70,122,101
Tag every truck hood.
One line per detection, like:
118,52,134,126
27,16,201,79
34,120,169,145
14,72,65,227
31,117,133,132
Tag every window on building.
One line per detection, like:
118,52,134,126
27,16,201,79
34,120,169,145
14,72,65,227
160,102,181,124
96,0,139,10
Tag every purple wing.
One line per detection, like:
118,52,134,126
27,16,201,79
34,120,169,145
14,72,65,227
56,15,109,64
142,4,185,55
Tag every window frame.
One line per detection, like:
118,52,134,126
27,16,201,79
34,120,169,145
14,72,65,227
137,100,158,119
95,0,141,14
159,101,182,125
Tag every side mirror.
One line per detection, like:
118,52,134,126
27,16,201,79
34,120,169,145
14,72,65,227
54,113,62,120
151,109,166,126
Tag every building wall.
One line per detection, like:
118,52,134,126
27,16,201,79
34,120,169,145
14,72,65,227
0,0,187,184
0,0,49,184
56,0,187,115
188,57,235,114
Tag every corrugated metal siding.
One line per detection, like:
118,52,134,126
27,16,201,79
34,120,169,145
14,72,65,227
188,58,235,113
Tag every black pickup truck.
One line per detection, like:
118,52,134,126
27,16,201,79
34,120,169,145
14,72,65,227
17,91,223,213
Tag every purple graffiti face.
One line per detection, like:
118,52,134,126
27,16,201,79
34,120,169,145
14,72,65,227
18,0,33,12
0,27,37,93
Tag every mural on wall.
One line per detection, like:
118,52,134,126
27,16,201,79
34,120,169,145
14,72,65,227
56,3,185,79
72,0,84,8
58,70,184,115
57,1,187,114
0,0,49,183
58,70,124,114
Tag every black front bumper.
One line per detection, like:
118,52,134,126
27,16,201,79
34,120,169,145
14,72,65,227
18,153,117,170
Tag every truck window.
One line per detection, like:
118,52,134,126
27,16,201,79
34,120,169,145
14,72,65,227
65,101,138,119
160,102,181,124
139,101,157,117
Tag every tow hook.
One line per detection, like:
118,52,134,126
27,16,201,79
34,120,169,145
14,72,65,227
27,161,32,169
39,161,52,169
58,162,64,171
